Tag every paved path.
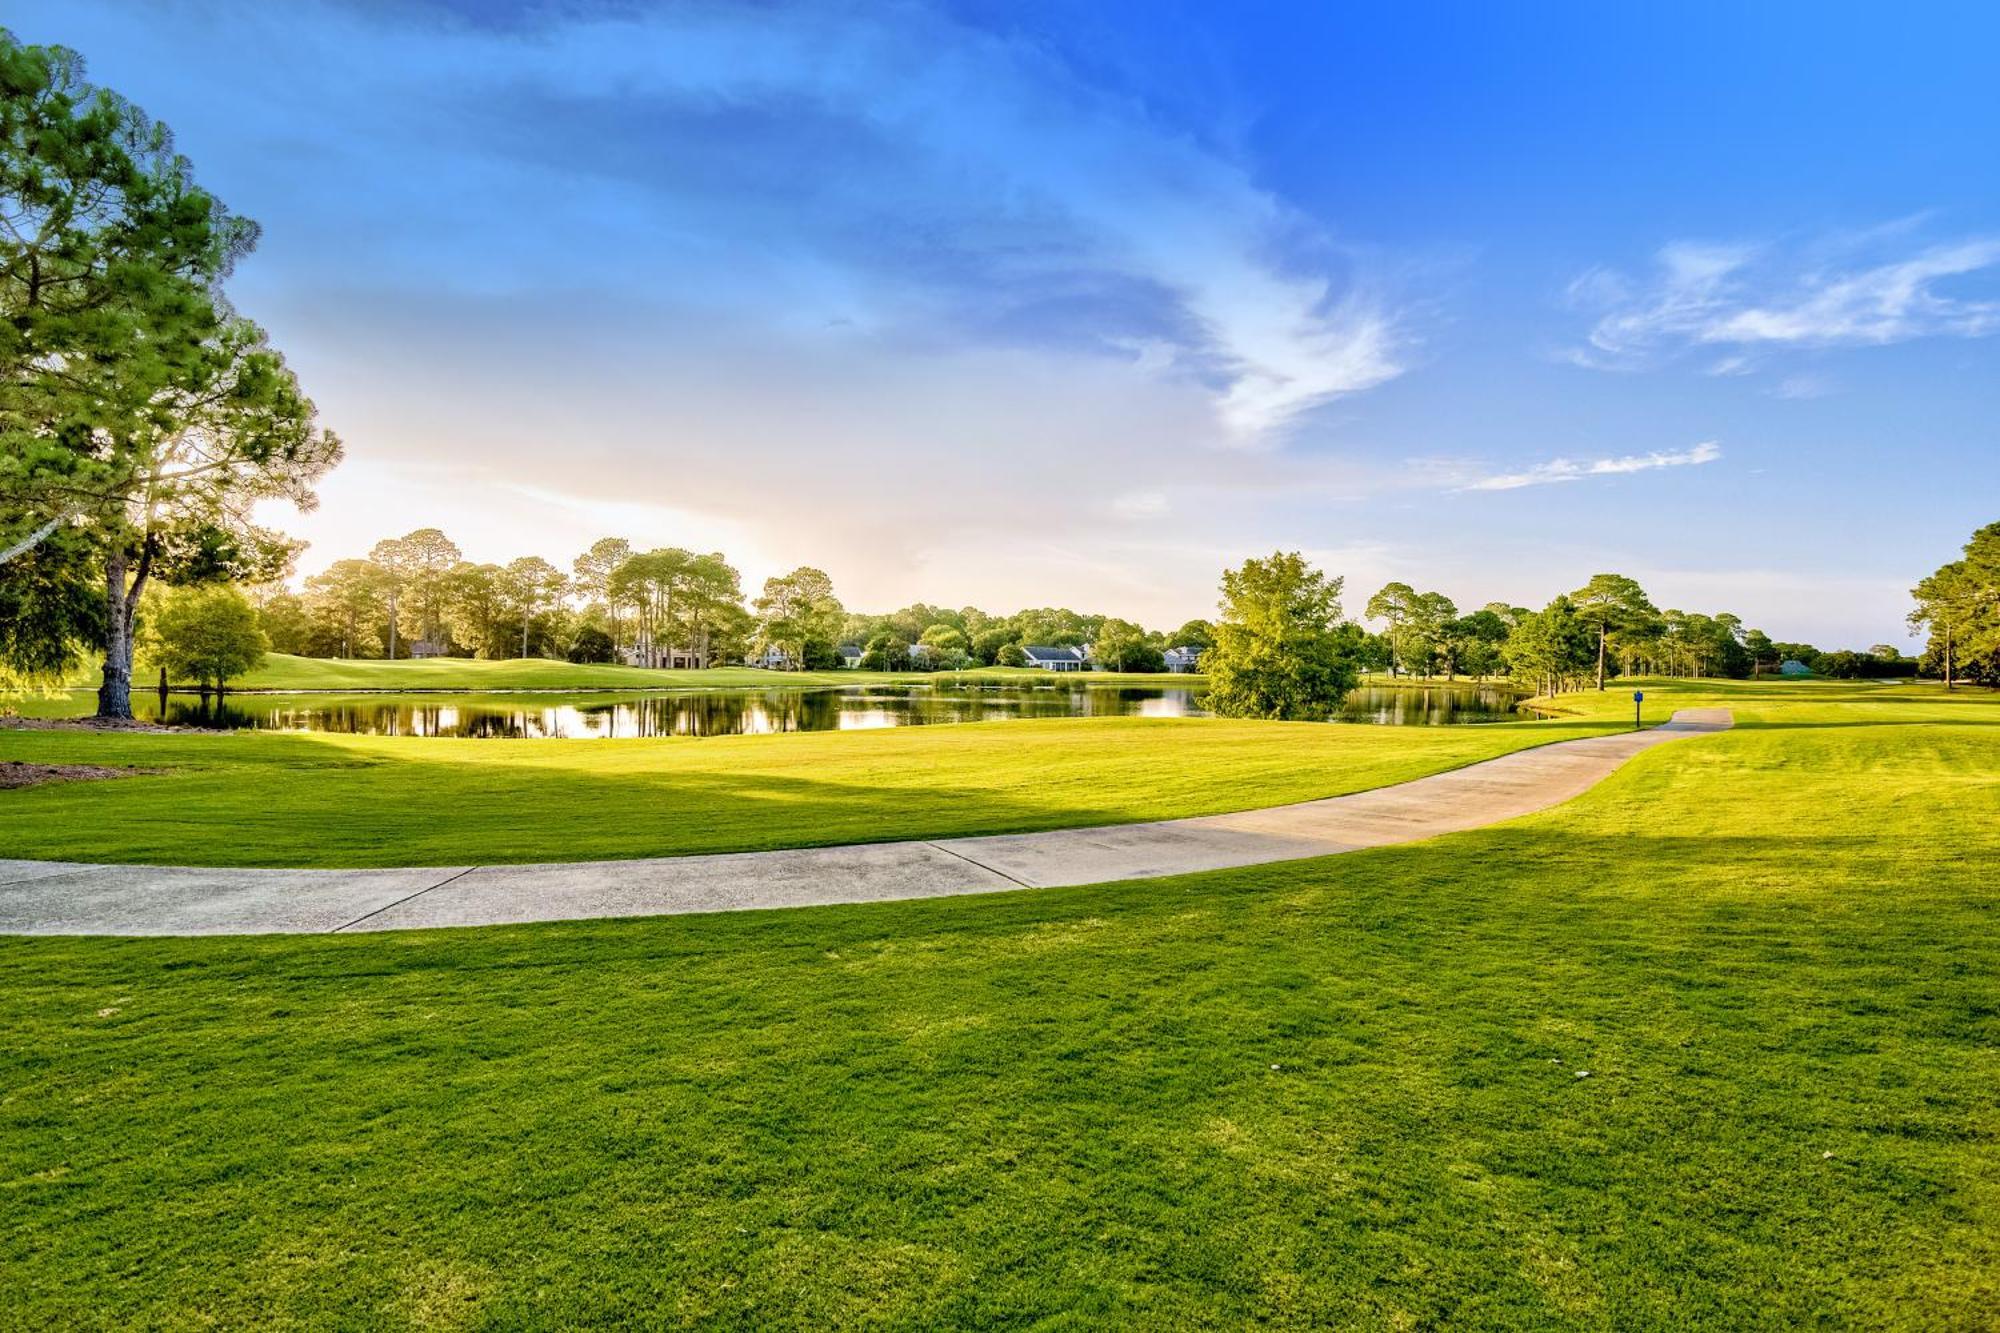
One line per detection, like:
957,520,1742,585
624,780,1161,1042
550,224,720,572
1,708,1731,936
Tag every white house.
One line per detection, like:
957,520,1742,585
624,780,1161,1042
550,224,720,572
1163,645,1201,673
837,643,864,668
750,645,796,671
623,643,713,670
408,639,449,659
1021,645,1086,672
1778,659,1812,677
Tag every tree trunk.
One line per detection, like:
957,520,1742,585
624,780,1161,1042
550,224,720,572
387,589,399,659
94,542,151,720
522,607,530,660
1596,626,1607,691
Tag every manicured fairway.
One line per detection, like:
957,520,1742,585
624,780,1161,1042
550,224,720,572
85,651,1204,692
0,713,1614,867
1,679,1994,1327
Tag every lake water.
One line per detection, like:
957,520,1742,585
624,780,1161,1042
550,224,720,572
115,681,1529,738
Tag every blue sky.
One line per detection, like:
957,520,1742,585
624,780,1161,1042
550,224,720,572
14,0,1997,644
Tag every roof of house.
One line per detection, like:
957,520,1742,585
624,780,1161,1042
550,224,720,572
837,643,862,654
1022,645,1085,662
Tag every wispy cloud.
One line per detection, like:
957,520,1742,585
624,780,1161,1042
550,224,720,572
1569,227,2000,368
76,0,1401,447
1459,441,1722,492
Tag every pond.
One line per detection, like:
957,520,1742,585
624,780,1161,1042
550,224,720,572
101,681,1530,738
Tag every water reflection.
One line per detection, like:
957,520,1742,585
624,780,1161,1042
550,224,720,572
1335,684,1526,726
128,681,1526,737
134,685,1208,738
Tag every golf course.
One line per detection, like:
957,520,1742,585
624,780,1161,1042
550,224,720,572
5,8,1998,1328
4,677,1995,1326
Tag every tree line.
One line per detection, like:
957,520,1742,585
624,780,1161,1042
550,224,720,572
1356,573,1879,696
1194,552,1956,721
237,527,1219,674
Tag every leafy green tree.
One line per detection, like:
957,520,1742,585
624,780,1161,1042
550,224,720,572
502,556,566,658
304,559,386,659
366,537,413,658
919,623,970,655
1408,591,1458,677
1770,642,1817,666
566,625,615,664
147,584,267,690
442,562,503,657
1742,629,1776,677
1502,596,1595,695
1091,617,1160,671
755,567,843,669
1355,629,1392,676
0,527,101,681
1168,619,1215,653
1202,552,1358,720
253,590,312,656
0,35,337,715
1452,608,1511,679
570,536,632,647
1570,573,1657,691
970,626,1016,665
1364,582,1417,676
610,547,746,668
996,642,1028,668
1,30,250,564
392,528,460,647
571,537,631,603
1910,525,1999,690
860,631,910,672
1011,607,1096,648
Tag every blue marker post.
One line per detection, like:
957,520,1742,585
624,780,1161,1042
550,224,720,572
1633,689,1644,730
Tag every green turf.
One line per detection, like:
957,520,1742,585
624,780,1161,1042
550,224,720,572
138,651,1205,692
0,710,1613,867
1,678,1993,1327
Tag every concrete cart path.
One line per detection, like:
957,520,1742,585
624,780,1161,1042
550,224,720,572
1,708,1732,937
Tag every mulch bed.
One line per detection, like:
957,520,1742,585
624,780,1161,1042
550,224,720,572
0,760,162,790
0,716,178,733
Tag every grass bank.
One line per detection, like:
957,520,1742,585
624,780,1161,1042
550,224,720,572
0,711,1611,867
1,679,1993,1326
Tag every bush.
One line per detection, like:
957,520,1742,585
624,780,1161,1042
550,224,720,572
567,626,616,664
997,643,1028,668
149,585,268,689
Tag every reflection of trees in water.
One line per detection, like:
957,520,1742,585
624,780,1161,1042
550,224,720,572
140,685,1212,736
1337,686,1525,725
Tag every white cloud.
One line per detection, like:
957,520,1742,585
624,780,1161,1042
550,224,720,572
1459,441,1722,492
1570,228,2000,367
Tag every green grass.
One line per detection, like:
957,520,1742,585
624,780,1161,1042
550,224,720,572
1,678,1994,1326
0,710,1615,867
141,652,1204,692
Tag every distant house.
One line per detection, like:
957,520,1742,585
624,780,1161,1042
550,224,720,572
906,642,938,666
1778,659,1812,677
1022,645,1086,672
751,645,795,671
837,643,864,668
1163,645,1202,673
622,644,714,670
408,639,449,659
